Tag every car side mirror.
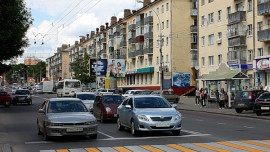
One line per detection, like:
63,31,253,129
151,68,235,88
172,104,177,108
38,109,45,114
125,105,131,109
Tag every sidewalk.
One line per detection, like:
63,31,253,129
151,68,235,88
177,96,270,120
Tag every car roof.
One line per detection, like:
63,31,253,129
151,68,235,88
130,95,163,98
16,89,29,91
76,92,95,95
49,98,82,102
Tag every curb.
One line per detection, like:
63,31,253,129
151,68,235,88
1,144,12,152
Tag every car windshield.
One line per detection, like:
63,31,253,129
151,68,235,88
77,94,95,100
15,90,30,95
139,91,153,95
47,100,87,113
236,91,249,99
103,96,123,104
134,97,171,108
259,93,270,99
65,81,80,88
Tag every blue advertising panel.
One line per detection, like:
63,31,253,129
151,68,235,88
90,59,107,76
163,79,172,89
173,72,190,88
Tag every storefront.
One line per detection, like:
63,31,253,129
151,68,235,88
253,56,270,91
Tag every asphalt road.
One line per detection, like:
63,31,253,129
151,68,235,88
0,93,270,152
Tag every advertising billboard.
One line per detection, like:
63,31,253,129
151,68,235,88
173,72,190,88
107,59,125,77
90,59,107,76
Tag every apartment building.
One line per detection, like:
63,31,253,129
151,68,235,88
24,57,41,65
198,0,270,99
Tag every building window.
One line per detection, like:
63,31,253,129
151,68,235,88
218,10,222,21
248,0,253,11
145,59,147,66
201,16,205,26
157,7,159,15
227,7,231,18
157,56,159,64
166,20,169,28
149,57,152,66
208,34,214,45
157,72,159,84
268,47,270,55
208,13,214,23
166,37,169,46
258,48,263,56
202,36,205,46
248,50,253,61
209,56,214,66
157,23,159,31
202,0,205,5
162,22,164,30
236,2,243,11
150,73,152,84
209,0,214,3
218,32,222,39
166,3,169,11
202,57,205,66
218,54,222,65
268,20,270,28
149,11,152,16
248,24,253,36
162,5,164,13
137,75,139,85
258,22,263,31
145,74,148,85
166,55,169,63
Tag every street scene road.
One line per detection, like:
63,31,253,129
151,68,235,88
1,92,270,152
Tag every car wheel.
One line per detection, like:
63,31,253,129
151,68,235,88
172,130,181,136
100,113,105,123
131,120,139,136
235,108,243,113
117,117,124,131
5,101,11,107
256,110,262,116
175,98,179,103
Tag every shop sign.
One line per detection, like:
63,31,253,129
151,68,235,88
254,58,270,70
227,59,240,65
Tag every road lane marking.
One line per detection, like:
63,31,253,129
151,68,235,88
193,143,231,152
113,147,132,152
167,144,197,152
217,141,266,152
243,126,254,129
182,129,201,134
85,148,100,152
140,145,164,152
97,147,118,152
263,140,270,143
97,131,114,139
152,145,184,152
196,119,204,122
25,141,54,144
241,140,270,148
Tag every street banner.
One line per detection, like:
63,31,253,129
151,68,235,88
107,59,125,77
90,59,107,76
105,77,110,89
173,72,190,88
97,77,105,89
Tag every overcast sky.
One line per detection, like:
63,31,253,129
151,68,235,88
18,0,144,63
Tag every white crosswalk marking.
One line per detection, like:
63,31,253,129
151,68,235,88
152,145,180,152
124,146,149,152
206,142,247,152
232,141,270,151
69,148,88,152
98,147,118,152
181,143,215,152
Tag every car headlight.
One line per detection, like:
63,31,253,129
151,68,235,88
85,121,97,125
136,115,149,122
106,107,111,112
27,95,31,99
174,113,182,120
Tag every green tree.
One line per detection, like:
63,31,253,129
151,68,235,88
0,0,33,62
70,53,95,85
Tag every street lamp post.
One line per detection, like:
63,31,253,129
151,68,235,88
137,0,163,93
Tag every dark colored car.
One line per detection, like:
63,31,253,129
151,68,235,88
151,90,180,103
254,92,270,116
233,90,267,113
138,90,153,95
93,94,123,122
0,91,13,107
13,89,32,105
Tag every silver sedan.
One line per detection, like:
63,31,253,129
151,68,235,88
37,98,98,141
117,95,182,136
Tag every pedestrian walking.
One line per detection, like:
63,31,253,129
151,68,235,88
200,88,205,107
219,88,226,109
195,88,200,105
215,89,220,108
204,88,208,106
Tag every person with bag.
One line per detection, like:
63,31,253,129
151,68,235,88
215,89,220,108
195,88,200,105
219,88,226,109
200,88,205,108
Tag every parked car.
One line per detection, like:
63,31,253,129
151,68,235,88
82,87,91,92
34,87,43,94
13,89,32,105
0,91,13,107
75,92,96,112
233,90,267,113
93,94,123,122
11,87,17,94
122,90,143,98
151,90,180,103
37,98,98,140
97,89,115,95
138,90,153,95
117,95,182,136
254,92,270,116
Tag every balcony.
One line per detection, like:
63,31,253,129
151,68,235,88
191,43,198,50
136,20,144,27
190,25,198,33
120,41,127,47
98,49,106,56
120,28,126,35
90,53,96,58
128,24,136,31
258,29,270,42
191,9,198,16
128,37,136,44
136,35,144,43
144,47,153,54
109,47,114,52
119,54,127,59
136,50,144,56
227,24,247,38
228,11,246,25
228,36,246,47
258,0,270,16
114,31,120,37
144,32,153,39
101,38,106,43
190,50,198,68
228,49,246,64
128,51,136,58
144,16,153,25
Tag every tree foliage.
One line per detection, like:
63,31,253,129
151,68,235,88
0,0,33,62
70,53,95,85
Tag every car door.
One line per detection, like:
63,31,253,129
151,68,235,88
37,100,47,132
125,98,134,127
118,98,128,124
93,96,101,118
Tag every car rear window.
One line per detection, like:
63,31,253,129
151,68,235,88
236,92,249,99
103,96,123,104
259,93,270,99
0,92,7,96
15,90,30,95
77,94,95,100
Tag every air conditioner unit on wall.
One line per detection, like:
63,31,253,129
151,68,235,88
216,39,222,44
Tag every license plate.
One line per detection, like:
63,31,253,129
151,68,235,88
114,114,117,117
238,103,245,106
261,107,270,110
66,128,83,132
156,123,170,127
18,97,25,101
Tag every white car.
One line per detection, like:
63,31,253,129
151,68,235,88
75,92,96,112
122,90,143,98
